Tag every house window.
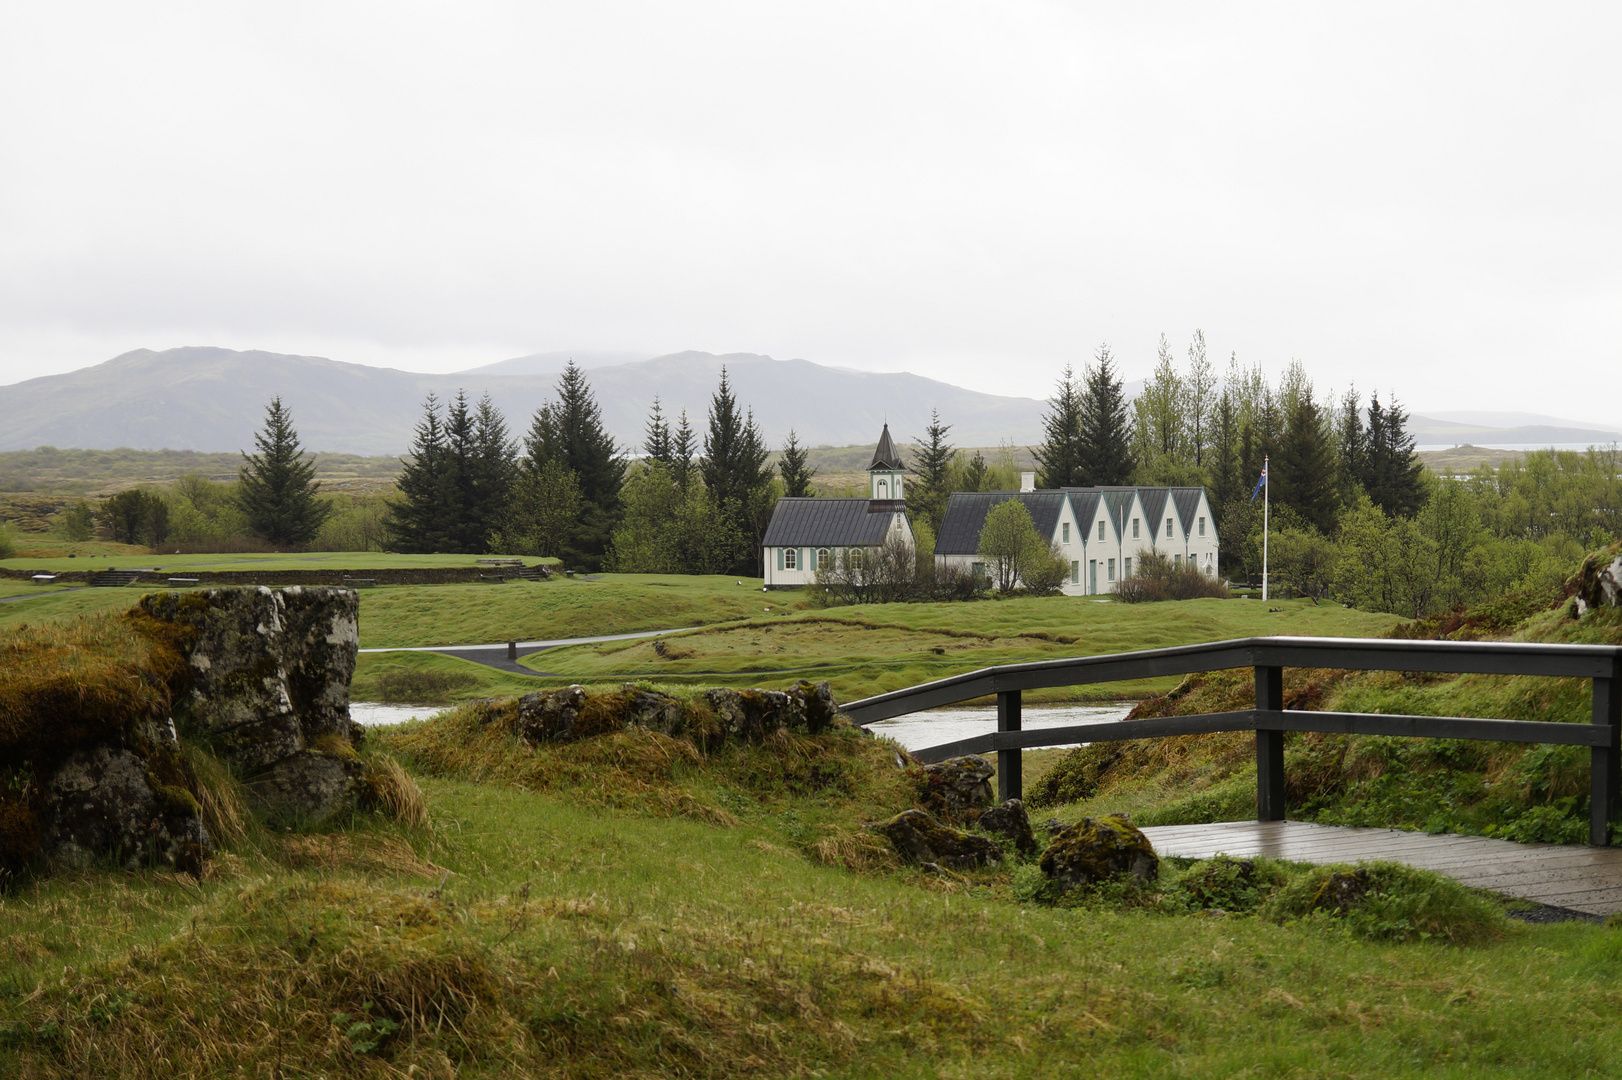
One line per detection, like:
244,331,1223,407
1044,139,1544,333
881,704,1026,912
784,547,797,571
1097,521,1105,541
1062,522,1070,544
1107,558,1116,581
847,547,863,570
1174,554,1181,568
1070,561,1078,584
817,548,831,571
1166,518,1174,539
1132,518,1140,539
1198,516,1206,536
1123,557,1131,577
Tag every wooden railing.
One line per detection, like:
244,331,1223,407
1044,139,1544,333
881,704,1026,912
842,636,1622,846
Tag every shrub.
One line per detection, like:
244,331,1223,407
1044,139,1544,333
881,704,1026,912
375,669,479,704
1260,860,1510,944
1173,855,1290,912
1114,552,1231,603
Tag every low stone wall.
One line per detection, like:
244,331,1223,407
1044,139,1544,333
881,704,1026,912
0,565,550,586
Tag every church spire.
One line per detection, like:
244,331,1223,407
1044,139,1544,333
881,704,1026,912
868,423,904,472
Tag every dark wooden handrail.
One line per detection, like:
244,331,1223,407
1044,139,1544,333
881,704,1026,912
843,635,1622,846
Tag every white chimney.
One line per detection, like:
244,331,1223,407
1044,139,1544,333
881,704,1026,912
1020,471,1036,493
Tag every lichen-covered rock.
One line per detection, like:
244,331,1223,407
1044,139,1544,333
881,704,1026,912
38,746,210,874
706,688,806,742
1569,547,1622,616
245,749,368,828
866,809,1003,870
622,686,685,734
976,798,1037,854
517,685,592,742
1038,814,1158,894
1310,867,1371,912
795,680,840,735
138,587,360,770
917,755,995,820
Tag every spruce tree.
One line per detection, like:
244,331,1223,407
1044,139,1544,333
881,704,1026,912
778,429,817,498
1034,366,1083,488
671,410,697,492
468,393,517,549
1078,344,1134,485
237,396,330,548
908,410,954,531
700,367,774,574
1210,391,1240,508
523,362,626,569
1363,392,1425,518
644,397,672,464
386,394,456,553
1275,394,1339,533
1335,387,1366,507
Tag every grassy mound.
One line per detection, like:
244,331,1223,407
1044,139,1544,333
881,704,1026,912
1029,545,1622,842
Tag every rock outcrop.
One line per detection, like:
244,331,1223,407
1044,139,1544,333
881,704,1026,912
867,809,1003,871
1569,547,1622,617
40,745,210,875
916,755,996,820
138,587,366,827
976,798,1037,854
514,681,843,745
1038,814,1159,894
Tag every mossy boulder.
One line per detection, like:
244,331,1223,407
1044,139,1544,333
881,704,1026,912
866,809,1003,871
244,749,368,829
916,755,995,820
39,745,209,874
1038,814,1158,894
1568,544,1622,615
976,798,1037,855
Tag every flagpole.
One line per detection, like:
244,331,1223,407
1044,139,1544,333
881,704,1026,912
1262,454,1270,603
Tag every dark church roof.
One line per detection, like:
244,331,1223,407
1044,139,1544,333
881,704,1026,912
762,499,898,548
868,424,905,471
934,491,1068,556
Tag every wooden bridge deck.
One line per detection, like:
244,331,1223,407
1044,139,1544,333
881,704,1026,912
1140,820,1622,917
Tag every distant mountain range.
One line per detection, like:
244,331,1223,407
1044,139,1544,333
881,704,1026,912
0,347,1051,455
1,346,1616,458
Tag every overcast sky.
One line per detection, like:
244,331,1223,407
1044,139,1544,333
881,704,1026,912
2,2,1617,423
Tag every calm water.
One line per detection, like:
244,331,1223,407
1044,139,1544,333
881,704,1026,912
866,703,1135,752
348,700,1137,751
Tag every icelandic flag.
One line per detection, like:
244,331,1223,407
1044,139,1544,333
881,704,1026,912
1249,463,1268,502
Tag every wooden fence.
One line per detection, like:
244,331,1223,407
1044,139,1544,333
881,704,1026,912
842,636,1622,846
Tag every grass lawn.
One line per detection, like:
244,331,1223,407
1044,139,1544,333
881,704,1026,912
6,755,1622,1077
530,595,1404,703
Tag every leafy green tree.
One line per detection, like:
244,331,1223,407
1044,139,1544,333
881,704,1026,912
1034,365,1084,488
1131,334,1185,475
778,429,817,498
490,459,582,559
608,461,741,574
1184,330,1216,468
977,499,1044,593
101,488,170,546
908,410,954,531
237,397,330,547
1078,344,1134,485
57,500,96,541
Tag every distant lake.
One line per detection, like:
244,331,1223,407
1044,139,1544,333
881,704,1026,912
349,700,1138,752
1417,442,1619,453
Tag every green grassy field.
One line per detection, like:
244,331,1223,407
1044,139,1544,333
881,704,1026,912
529,595,1402,703
5,750,1622,1077
0,551,560,573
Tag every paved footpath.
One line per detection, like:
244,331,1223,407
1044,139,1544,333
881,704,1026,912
357,628,693,676
1142,819,1622,917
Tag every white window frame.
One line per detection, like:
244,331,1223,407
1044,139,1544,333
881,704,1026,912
1166,518,1174,539
1198,516,1206,536
1062,522,1070,543
1107,558,1116,581
1132,518,1140,539
1097,520,1106,542
784,547,797,571
817,548,831,572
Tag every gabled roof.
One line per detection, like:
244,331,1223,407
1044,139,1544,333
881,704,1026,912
1066,489,1101,530
935,491,1068,555
762,498,898,548
1137,488,1170,529
868,424,905,471
1170,488,1205,538
1101,489,1137,541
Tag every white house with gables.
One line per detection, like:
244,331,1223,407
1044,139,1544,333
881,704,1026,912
761,425,915,588
935,475,1219,596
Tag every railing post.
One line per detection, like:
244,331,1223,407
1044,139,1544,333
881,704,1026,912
1591,662,1620,846
997,689,1022,803
1255,665,1286,821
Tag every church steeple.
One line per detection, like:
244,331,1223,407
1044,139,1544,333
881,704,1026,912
867,423,905,506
